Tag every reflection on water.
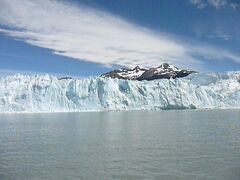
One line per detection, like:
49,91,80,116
0,109,240,179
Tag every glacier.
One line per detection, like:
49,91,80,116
0,72,239,113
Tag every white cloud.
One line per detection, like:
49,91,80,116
208,0,228,9
190,0,240,10
190,0,207,9
208,30,232,41
230,2,240,11
0,0,239,71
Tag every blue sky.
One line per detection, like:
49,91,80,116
0,0,239,77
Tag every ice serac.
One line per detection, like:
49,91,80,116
0,72,239,113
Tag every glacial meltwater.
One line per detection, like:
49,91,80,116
0,110,240,180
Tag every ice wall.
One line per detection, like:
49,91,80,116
0,72,239,113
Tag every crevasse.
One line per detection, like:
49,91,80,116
0,72,239,113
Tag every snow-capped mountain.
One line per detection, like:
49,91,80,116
100,63,196,80
138,63,196,80
0,72,239,113
100,66,147,80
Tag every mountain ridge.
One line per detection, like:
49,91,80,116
100,63,196,81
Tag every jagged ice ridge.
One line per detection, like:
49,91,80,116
0,72,239,113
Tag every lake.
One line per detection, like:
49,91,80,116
0,110,240,180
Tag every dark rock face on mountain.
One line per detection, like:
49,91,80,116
137,63,196,81
100,63,196,81
100,66,147,80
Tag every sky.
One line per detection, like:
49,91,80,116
0,0,240,77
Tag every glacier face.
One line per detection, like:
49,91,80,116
0,72,239,113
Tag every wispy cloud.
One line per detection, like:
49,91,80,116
208,0,228,9
0,0,239,71
190,0,207,9
190,0,240,10
230,2,240,11
207,30,232,41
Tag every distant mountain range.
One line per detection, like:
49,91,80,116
100,63,196,81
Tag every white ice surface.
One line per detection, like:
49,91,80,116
0,72,239,113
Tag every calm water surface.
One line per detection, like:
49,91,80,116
0,110,240,180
